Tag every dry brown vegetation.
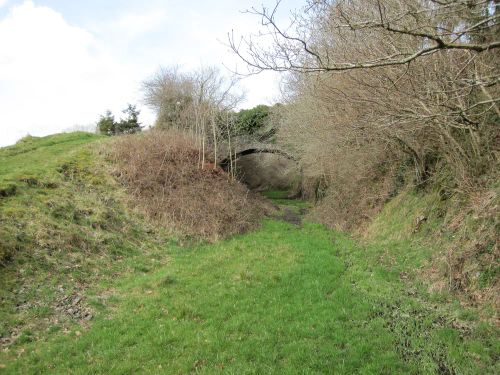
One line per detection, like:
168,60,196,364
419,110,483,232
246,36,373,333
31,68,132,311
106,130,271,240
232,0,499,229
231,0,499,303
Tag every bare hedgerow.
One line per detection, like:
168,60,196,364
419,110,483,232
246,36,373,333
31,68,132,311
105,129,271,240
233,0,499,229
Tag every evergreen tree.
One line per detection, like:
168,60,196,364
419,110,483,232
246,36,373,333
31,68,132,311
97,110,116,136
97,105,142,136
118,104,142,134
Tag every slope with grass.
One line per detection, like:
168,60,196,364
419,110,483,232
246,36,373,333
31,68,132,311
0,133,172,348
363,186,500,318
0,133,498,373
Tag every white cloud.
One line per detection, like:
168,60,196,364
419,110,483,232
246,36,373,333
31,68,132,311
111,8,169,39
0,2,95,81
0,0,295,147
0,1,155,147
0,0,8,9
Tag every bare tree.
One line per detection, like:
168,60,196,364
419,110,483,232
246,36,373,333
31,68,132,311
230,0,499,228
142,66,244,173
230,0,500,72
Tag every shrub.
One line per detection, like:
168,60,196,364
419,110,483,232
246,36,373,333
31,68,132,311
234,105,270,135
97,111,116,136
106,130,271,240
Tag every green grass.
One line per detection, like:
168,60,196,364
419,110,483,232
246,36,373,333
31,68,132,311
263,189,311,210
0,132,103,178
365,186,500,306
0,132,170,346
2,219,499,374
1,134,498,374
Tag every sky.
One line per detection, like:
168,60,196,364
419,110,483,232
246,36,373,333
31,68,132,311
0,0,304,147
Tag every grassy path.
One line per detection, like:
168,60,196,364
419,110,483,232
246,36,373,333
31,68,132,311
0,134,497,373
3,217,498,374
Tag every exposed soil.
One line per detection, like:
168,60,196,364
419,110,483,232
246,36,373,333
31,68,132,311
273,206,307,226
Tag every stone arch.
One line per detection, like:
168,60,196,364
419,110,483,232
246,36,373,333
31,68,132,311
218,148,297,170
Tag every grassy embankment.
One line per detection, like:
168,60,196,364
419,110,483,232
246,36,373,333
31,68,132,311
0,133,498,374
0,133,171,348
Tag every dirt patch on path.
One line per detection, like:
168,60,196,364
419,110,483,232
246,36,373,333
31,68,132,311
273,206,307,226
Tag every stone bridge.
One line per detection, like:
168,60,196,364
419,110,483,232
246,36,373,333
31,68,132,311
217,136,297,170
